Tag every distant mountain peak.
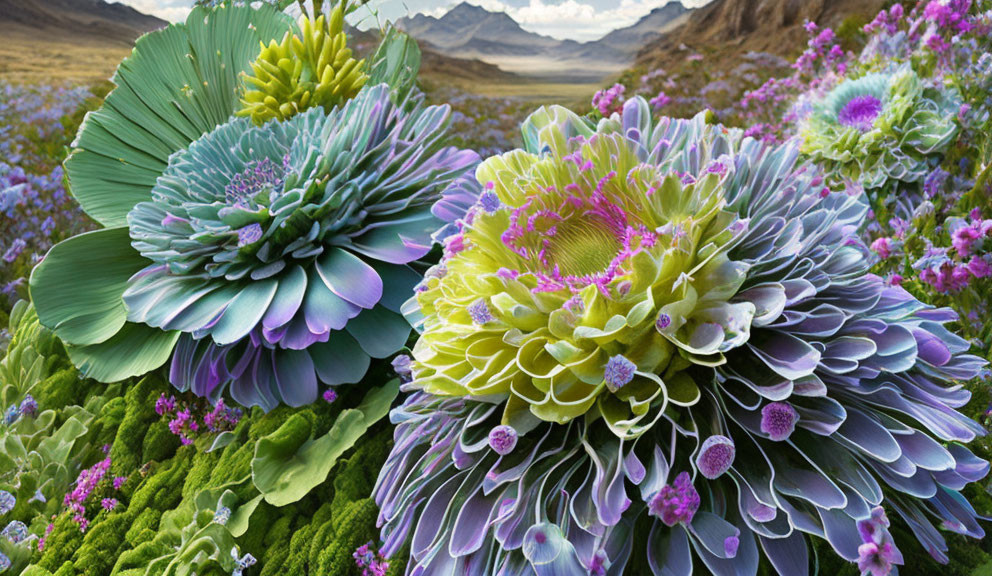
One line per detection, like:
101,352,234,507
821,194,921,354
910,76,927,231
395,0,696,81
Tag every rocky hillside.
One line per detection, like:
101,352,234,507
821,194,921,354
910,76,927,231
635,0,887,70
0,0,166,44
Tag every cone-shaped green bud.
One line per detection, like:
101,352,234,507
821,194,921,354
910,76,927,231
239,6,367,124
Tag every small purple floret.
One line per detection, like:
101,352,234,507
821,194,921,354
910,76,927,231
19,394,37,418
468,298,495,325
656,312,672,331
488,425,518,455
323,389,338,404
760,402,799,441
647,471,700,526
837,94,883,132
696,435,735,479
392,354,413,383
237,223,263,247
479,189,501,213
603,354,636,392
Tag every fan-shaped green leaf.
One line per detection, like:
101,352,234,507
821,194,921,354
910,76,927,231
29,227,149,347
65,323,180,383
65,4,295,227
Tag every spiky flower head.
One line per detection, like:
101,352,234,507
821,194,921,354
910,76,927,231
375,99,989,575
239,4,367,124
800,67,959,190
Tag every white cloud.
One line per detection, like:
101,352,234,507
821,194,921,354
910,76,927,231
123,0,192,22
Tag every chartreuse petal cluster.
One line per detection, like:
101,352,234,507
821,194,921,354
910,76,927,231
30,3,478,410
375,98,989,575
411,101,752,437
238,2,367,125
800,67,959,190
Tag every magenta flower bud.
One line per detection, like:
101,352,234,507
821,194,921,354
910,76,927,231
488,425,518,455
696,435,735,479
647,471,700,526
760,402,799,441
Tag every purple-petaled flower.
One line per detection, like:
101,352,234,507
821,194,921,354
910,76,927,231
870,237,894,259
101,498,118,511
354,541,389,576
488,425,518,455
648,471,700,526
155,394,176,416
468,298,495,325
0,491,14,516
214,505,231,525
113,476,127,490
236,223,263,247
2,238,25,263
837,94,883,132
696,435,735,479
603,355,636,392
649,91,671,110
391,354,413,383
968,256,992,279
592,84,625,116
924,168,949,198
19,394,37,418
655,312,672,331
232,548,257,576
857,507,903,576
3,405,18,426
479,189,501,213
1,520,27,544
323,389,338,404
760,402,799,441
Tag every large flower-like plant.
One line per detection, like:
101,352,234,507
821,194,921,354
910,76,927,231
799,67,959,190
29,4,478,409
374,99,988,575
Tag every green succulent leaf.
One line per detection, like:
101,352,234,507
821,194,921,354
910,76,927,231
29,227,149,347
64,4,294,227
366,27,422,100
65,323,180,383
251,379,398,506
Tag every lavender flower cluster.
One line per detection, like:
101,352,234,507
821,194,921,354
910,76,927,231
0,83,93,301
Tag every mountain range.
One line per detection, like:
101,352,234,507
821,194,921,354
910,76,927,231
0,0,165,44
396,2,692,81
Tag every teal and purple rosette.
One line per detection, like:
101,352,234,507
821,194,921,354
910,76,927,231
372,98,988,575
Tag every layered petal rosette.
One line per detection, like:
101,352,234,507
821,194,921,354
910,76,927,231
30,4,478,409
374,99,989,575
799,67,960,190
126,86,478,408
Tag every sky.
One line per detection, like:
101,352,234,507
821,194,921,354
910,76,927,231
122,0,711,42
